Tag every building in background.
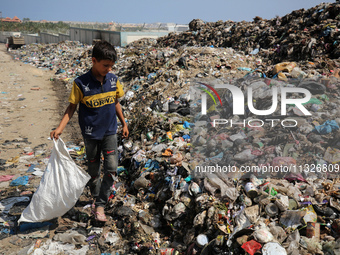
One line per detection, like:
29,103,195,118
0,16,22,23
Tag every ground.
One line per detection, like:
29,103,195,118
0,44,81,160
0,43,83,254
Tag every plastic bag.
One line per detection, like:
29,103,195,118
18,138,90,223
253,227,274,243
241,240,262,255
273,62,297,74
262,242,287,255
280,210,306,231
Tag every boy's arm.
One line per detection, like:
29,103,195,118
115,100,128,138
50,103,77,140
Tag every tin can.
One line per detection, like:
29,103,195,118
245,182,258,198
146,131,154,141
288,198,299,210
306,222,320,240
253,141,264,148
34,239,42,249
311,104,321,112
265,203,279,217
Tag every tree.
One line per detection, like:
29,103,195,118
23,18,30,23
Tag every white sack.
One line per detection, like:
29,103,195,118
18,138,90,223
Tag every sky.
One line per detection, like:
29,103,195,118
1,0,336,24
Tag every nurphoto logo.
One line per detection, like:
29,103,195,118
198,83,312,128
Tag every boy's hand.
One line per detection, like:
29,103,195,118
50,103,76,140
122,125,129,138
50,127,63,140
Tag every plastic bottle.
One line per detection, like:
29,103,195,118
244,182,258,198
291,67,307,78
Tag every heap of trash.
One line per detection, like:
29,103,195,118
158,2,340,63
1,1,340,255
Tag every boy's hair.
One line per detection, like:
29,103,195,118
92,40,117,62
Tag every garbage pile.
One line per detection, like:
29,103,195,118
2,2,340,255
157,2,340,64
11,41,92,84
11,43,340,140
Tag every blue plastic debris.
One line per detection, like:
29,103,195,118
144,159,160,171
314,120,339,134
182,135,190,140
0,228,10,234
26,164,38,173
132,84,140,91
184,175,192,182
117,166,126,175
237,67,252,72
67,146,81,152
183,121,194,129
205,152,224,162
147,73,156,80
250,48,259,55
10,176,29,186
86,235,96,241
164,176,171,184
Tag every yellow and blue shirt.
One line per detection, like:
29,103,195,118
69,69,124,140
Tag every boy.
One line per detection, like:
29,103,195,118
51,41,128,222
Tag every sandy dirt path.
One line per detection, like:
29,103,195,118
0,44,84,254
0,44,80,161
